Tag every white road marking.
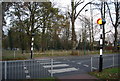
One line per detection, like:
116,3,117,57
23,62,31,79
43,64,69,68
26,75,30,79
24,67,27,70
72,61,75,62
37,61,62,65
48,67,78,74
25,70,29,73
77,62,81,65
83,64,89,67
92,67,97,69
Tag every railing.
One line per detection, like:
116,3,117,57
91,54,119,71
2,59,53,80
1,54,119,80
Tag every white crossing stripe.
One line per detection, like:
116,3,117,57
72,61,75,62
37,61,62,64
77,62,81,65
26,75,30,79
83,64,89,67
48,67,78,74
67,60,70,61
24,67,27,70
43,64,69,68
25,70,29,73
92,67,97,69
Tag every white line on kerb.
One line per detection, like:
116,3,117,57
48,67,78,74
43,64,69,68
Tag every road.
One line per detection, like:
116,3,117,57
2,54,119,80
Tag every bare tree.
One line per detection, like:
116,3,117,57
106,0,120,50
68,0,91,51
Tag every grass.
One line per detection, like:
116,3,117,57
89,67,120,79
2,50,29,61
2,49,119,61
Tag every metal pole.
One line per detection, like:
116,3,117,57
91,57,92,71
51,59,53,77
113,54,114,67
5,61,7,80
99,25,103,72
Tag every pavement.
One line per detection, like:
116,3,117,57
57,74,98,79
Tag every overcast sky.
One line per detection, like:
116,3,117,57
50,0,117,42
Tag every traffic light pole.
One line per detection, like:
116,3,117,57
99,25,103,72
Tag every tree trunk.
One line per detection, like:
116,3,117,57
72,21,77,48
8,30,13,50
90,5,94,51
41,22,46,52
88,24,92,50
114,26,118,50
71,0,77,50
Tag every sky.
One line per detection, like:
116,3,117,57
50,0,116,42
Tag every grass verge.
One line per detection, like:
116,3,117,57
89,67,120,79
2,50,119,61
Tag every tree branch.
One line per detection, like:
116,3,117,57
105,30,111,34
106,2,115,27
75,2,91,20
74,0,84,10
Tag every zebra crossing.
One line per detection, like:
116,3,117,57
37,60,78,74
43,64,69,68
48,67,78,74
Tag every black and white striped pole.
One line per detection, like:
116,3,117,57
31,33,35,59
99,24,103,72
97,18,106,72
